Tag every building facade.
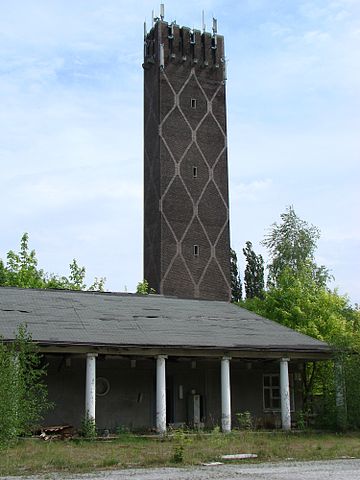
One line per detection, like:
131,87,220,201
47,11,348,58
143,15,231,301
0,287,332,433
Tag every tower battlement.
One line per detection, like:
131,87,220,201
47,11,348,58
143,20,225,81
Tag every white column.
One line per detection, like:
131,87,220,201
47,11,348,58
221,356,231,432
156,355,167,434
280,358,291,431
85,353,97,421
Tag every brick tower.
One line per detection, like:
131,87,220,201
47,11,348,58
143,10,231,301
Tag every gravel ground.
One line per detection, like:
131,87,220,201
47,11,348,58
2,459,360,480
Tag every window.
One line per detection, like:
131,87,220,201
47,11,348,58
191,98,197,109
193,166,198,178
263,374,280,410
263,374,295,411
96,377,110,397
193,245,199,256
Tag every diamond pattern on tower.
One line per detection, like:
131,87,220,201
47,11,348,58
145,63,231,300
162,107,192,162
200,78,221,102
182,217,211,283
162,256,195,298
198,182,228,244
179,75,207,130
161,220,177,274
162,176,193,241
213,152,228,190
199,258,229,300
211,86,226,133
160,79,175,119
160,140,176,195
215,224,231,274
180,143,209,202
196,114,225,166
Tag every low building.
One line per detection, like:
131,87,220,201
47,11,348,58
0,286,331,432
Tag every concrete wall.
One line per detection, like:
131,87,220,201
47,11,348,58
42,355,303,431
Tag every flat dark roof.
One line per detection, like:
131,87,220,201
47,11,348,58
0,287,331,358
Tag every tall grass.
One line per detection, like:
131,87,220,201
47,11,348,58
1,432,360,476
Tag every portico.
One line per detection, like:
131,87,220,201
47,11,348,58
0,287,332,432
50,349,309,432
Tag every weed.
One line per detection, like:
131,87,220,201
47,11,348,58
115,425,129,435
236,411,253,430
80,413,96,438
101,457,119,468
171,429,192,463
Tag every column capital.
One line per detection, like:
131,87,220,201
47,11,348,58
86,353,98,358
280,357,290,363
221,356,232,361
156,354,168,360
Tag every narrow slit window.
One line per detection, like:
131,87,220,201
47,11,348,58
191,98,197,109
193,245,199,256
193,166,198,178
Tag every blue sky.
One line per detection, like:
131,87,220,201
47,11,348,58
1,0,359,303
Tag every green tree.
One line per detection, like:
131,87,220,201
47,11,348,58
241,206,360,428
242,241,264,299
262,206,329,287
5,233,45,288
244,267,353,345
0,325,52,445
1,233,105,291
230,248,242,302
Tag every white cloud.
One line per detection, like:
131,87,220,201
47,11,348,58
231,179,273,202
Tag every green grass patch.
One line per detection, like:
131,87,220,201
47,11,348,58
1,431,360,476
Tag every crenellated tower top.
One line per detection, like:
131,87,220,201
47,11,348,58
143,9,226,83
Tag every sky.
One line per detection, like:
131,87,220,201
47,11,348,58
0,0,359,303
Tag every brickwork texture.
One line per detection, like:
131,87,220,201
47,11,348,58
143,19,231,301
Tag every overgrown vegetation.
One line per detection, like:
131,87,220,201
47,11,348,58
231,206,360,429
0,233,105,291
236,411,253,430
0,431,360,475
0,325,52,447
80,414,97,439
136,279,155,294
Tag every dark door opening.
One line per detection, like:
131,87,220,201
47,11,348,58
166,377,174,424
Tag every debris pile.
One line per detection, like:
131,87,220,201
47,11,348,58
38,425,74,440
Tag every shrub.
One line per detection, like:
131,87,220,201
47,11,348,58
80,413,97,438
0,324,52,446
236,411,253,430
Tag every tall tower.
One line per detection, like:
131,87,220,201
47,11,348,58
143,10,231,301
